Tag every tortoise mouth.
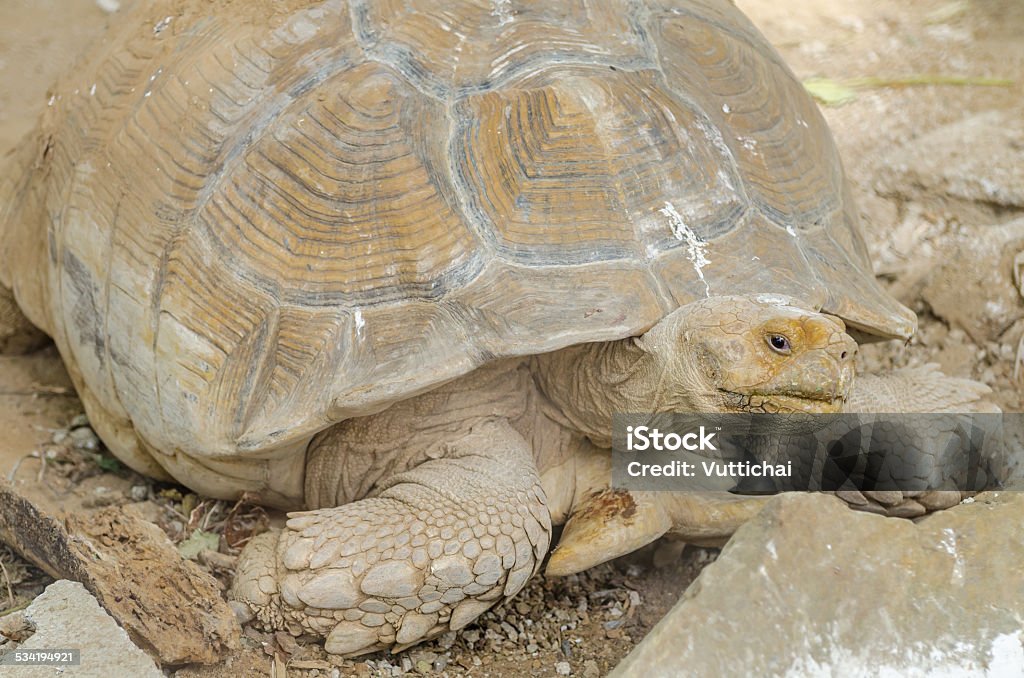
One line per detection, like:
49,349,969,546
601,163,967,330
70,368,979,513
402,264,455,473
718,389,845,414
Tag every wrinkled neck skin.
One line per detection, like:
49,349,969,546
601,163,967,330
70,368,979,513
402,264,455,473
533,334,704,448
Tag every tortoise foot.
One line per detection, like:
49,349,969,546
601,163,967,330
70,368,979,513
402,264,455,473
230,420,551,657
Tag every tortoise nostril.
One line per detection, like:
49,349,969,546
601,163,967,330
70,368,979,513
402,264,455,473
840,351,848,360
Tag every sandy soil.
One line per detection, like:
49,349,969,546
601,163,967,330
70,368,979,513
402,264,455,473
0,0,1021,676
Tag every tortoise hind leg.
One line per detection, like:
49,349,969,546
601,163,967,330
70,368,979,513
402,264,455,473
0,283,47,354
1,133,52,355
230,418,551,657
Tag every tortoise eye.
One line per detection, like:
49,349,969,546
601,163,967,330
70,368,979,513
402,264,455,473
766,334,791,354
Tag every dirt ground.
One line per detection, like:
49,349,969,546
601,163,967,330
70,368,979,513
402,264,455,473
0,0,1022,676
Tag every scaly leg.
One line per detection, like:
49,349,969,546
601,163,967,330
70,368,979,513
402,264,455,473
230,418,550,657
839,364,998,515
545,438,767,576
848,364,995,415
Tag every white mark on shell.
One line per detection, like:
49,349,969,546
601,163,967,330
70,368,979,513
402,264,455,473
153,16,172,35
491,0,513,26
660,201,711,297
754,294,795,307
753,294,809,315
353,309,365,337
716,168,736,194
89,83,96,96
722,103,731,113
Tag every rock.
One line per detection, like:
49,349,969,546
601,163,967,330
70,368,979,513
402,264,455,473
1,580,162,677
920,218,1024,344
878,110,1024,209
613,492,1024,677
68,414,90,429
68,426,100,451
0,611,32,642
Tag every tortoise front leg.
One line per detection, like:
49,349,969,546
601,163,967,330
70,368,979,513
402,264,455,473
0,283,46,354
230,419,550,657
837,364,999,515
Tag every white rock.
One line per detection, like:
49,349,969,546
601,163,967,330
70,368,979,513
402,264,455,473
613,492,1024,676
4,580,161,678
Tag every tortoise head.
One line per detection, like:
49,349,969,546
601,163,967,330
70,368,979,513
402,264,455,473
637,295,856,414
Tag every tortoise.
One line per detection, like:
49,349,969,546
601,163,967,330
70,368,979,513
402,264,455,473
0,0,991,657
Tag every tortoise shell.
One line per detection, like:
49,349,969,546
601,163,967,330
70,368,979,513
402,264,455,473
1,0,915,461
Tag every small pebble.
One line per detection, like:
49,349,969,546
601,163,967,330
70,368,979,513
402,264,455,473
69,426,100,451
501,620,518,642
555,661,572,675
